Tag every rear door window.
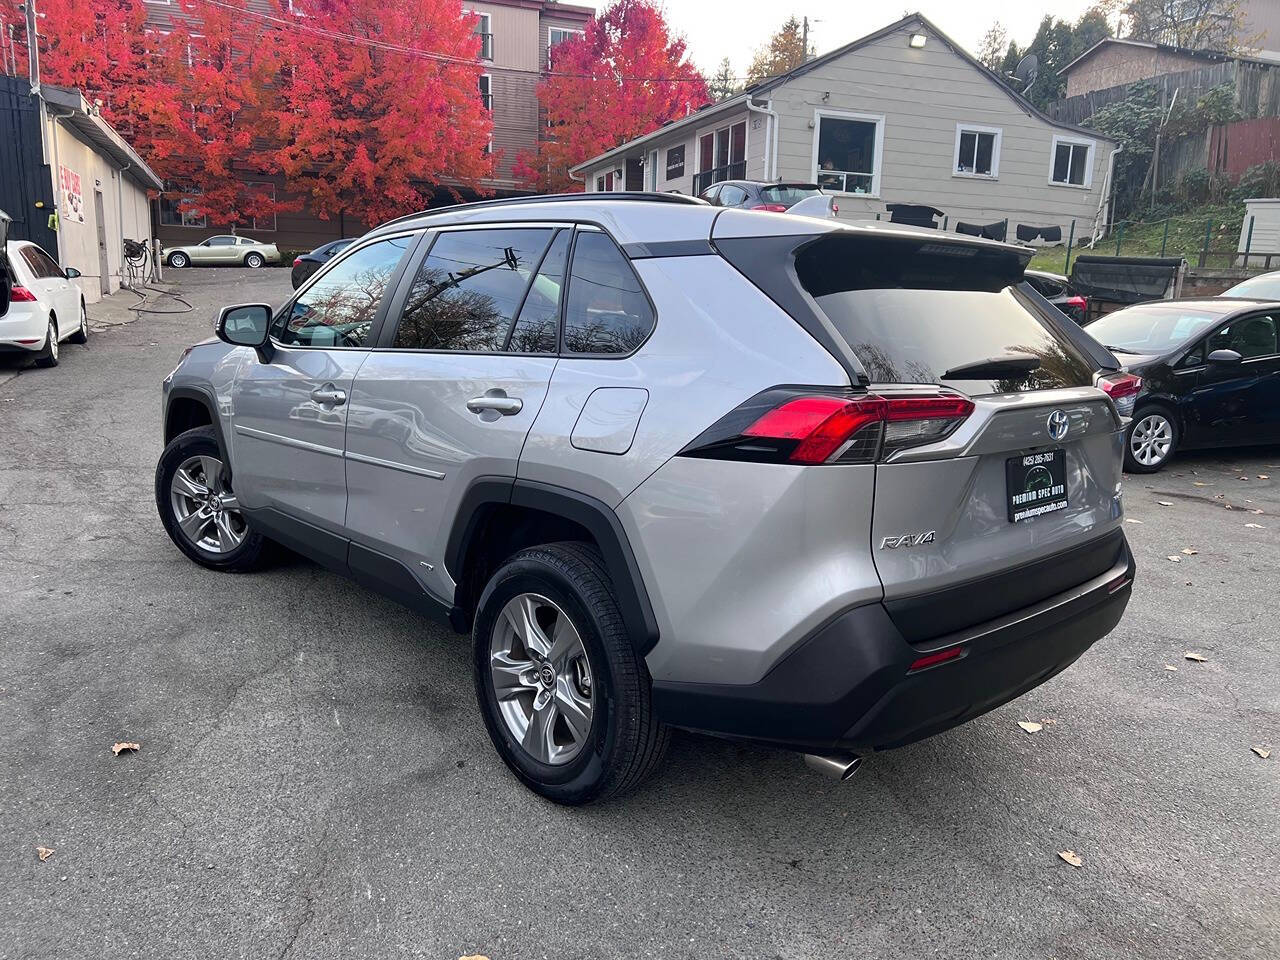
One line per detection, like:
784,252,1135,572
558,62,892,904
760,184,819,205
562,230,654,356
795,234,1093,394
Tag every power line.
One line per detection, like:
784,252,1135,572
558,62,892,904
187,0,751,84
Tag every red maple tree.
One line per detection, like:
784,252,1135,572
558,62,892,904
515,0,707,193
271,0,495,226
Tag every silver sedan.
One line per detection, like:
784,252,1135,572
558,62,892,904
163,235,281,269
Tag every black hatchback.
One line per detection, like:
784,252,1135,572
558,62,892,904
696,180,823,212
1083,298,1280,471
291,238,356,289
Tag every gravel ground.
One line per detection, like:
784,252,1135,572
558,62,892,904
1,267,1277,960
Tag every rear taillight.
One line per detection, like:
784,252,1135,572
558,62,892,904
10,285,37,302
908,646,966,673
1097,372,1142,417
831,202,839,215
681,388,975,465
292,256,303,267
1064,295,1087,321
756,203,788,212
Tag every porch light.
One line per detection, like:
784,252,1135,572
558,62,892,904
908,32,926,48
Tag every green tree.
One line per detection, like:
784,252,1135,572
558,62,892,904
708,57,737,101
747,16,809,84
997,7,1115,109
976,22,1009,71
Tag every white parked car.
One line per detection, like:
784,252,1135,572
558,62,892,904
0,240,88,368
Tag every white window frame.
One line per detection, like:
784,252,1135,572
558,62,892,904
548,26,583,70
463,10,492,61
811,109,885,199
1049,134,1095,189
953,123,1002,180
479,74,493,153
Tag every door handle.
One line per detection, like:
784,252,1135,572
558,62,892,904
310,385,347,406
467,390,523,416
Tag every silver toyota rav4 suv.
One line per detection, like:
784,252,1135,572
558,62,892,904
156,194,1138,804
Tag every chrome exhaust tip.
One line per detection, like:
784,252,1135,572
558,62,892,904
803,752,863,781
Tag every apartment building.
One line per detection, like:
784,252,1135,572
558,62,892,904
149,0,592,252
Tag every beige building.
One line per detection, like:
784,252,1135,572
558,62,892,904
574,13,1118,242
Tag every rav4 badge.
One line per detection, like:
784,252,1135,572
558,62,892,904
880,531,937,549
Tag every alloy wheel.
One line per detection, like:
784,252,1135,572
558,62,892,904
47,322,58,362
1130,413,1173,467
169,454,247,553
489,593,595,766
80,304,88,337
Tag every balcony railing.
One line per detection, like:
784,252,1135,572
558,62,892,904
476,31,493,61
692,161,746,195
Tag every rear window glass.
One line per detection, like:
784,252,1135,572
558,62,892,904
796,235,1093,395
760,184,820,204
1084,304,1223,355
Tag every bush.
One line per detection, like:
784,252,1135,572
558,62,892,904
1230,162,1280,204
1179,168,1211,207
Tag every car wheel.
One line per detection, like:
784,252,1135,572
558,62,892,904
34,318,59,368
69,300,89,344
473,542,670,805
245,252,264,269
1125,407,1179,473
155,426,267,572
168,251,190,268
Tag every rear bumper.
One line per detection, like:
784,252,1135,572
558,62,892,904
0,305,48,351
651,537,1135,753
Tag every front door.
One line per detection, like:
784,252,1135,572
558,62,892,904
343,224,563,604
228,234,417,533
1186,313,1280,446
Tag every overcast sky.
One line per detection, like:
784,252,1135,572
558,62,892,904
659,1,1109,78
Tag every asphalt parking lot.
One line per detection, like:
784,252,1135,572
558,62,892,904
1,267,1277,960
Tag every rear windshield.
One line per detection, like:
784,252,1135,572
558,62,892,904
795,235,1094,395
760,184,820,205
1083,303,1223,355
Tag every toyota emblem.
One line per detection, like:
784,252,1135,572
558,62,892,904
1046,409,1070,441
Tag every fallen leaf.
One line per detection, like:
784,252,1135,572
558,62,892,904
1192,481,1211,486
1184,652,1208,662
1225,504,1234,510
1017,721,1043,734
1252,509,1265,514
1157,500,1174,506
1259,475,1270,480
1245,523,1264,529
1125,518,1143,524
111,742,140,756
1165,664,1178,671
1181,548,1198,555
1059,850,1083,868
36,847,53,862
459,956,492,960
1166,555,1182,562
1252,747,1271,759
1239,476,1250,481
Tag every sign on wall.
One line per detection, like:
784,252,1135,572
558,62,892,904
59,165,85,224
665,145,685,181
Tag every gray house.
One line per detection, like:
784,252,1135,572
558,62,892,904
572,13,1119,244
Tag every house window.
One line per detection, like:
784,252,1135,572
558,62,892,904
693,120,745,193
478,74,492,111
159,183,206,227
954,124,1001,178
605,171,614,191
548,27,582,69
471,12,493,60
814,112,883,195
1050,136,1094,187
595,175,604,192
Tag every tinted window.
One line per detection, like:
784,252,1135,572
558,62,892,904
1025,275,1064,298
273,236,411,347
1208,315,1279,358
21,247,55,279
794,235,1091,394
760,184,820,204
718,184,749,206
207,236,236,247
698,184,721,204
562,232,654,355
508,229,569,353
1085,304,1225,355
393,228,553,351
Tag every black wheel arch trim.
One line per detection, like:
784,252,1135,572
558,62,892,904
445,477,661,655
165,385,233,481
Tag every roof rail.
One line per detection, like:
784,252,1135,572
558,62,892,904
378,191,707,230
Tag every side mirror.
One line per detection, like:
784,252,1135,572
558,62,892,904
1207,348,1243,364
64,267,81,279
216,303,274,361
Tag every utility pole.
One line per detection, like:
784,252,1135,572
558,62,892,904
802,17,810,62
22,0,38,94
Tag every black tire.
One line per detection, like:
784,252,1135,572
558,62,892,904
473,542,670,805
68,300,88,344
244,252,264,268
154,425,268,572
1124,405,1180,473
168,252,189,268
34,318,59,368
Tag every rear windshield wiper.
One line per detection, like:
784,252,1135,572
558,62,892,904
942,354,1041,380
1103,344,1138,354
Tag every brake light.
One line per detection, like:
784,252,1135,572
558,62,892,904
831,203,839,215
682,388,975,465
757,203,788,213
292,256,303,267
10,285,37,302
1097,372,1142,417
